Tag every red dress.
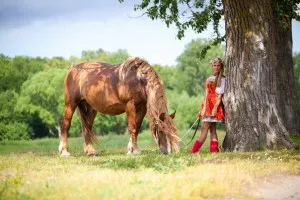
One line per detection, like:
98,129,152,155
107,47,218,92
199,76,225,122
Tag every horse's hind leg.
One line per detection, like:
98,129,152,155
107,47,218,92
77,101,98,156
126,101,146,155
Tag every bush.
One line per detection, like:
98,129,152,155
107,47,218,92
166,90,203,130
0,122,31,141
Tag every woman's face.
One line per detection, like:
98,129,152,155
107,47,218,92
212,62,222,75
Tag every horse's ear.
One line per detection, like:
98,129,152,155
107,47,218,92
169,111,176,119
159,113,165,121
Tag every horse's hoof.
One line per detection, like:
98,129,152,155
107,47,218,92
85,148,97,156
86,151,98,157
84,144,97,156
127,149,141,156
60,150,71,157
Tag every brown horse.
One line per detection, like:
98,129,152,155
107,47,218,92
59,57,179,157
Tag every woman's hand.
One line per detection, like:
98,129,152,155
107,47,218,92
197,111,201,119
211,107,217,117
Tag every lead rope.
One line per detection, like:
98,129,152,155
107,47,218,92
178,118,201,148
153,118,200,149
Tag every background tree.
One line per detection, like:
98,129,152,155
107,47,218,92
79,49,130,64
166,90,202,130
122,0,300,150
153,63,177,90
16,68,67,137
44,56,71,69
0,55,48,140
0,54,46,92
0,90,31,141
175,39,224,96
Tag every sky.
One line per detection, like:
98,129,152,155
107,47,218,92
0,0,300,66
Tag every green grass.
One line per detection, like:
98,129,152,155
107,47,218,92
291,135,300,150
0,130,300,200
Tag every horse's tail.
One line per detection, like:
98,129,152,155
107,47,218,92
77,101,98,144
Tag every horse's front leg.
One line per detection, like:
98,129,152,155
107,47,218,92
59,104,76,157
126,102,146,155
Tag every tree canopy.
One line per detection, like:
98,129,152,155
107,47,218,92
119,0,300,40
16,68,66,136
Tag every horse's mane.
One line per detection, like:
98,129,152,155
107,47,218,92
119,57,179,152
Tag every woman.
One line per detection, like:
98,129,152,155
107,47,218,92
191,57,225,154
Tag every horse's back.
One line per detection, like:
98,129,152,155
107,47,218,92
64,61,147,115
64,62,118,86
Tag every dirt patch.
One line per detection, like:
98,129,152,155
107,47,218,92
253,174,300,200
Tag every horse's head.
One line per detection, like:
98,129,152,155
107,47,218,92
152,111,179,154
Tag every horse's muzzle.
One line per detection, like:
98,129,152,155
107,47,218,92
160,146,171,154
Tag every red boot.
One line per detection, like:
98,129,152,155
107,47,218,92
210,140,219,153
191,140,203,154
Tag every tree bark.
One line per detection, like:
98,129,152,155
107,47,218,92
222,0,295,151
272,3,300,135
56,125,62,138
56,116,62,138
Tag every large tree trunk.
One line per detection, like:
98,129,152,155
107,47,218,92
272,3,300,135
222,0,295,151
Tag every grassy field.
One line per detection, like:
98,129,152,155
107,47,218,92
0,130,300,200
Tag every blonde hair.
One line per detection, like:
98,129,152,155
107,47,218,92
210,57,224,87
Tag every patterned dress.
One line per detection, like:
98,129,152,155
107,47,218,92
199,75,225,122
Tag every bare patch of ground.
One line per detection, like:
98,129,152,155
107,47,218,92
253,174,300,200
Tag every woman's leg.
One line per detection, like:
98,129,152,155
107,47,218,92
209,123,218,141
191,122,211,153
199,122,212,143
209,122,219,152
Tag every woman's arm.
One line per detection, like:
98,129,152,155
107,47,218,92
211,78,225,116
211,94,222,116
